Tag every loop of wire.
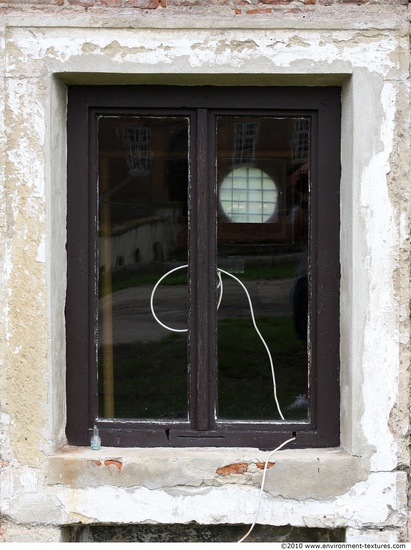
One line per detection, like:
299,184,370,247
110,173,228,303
149,264,189,333
150,264,284,421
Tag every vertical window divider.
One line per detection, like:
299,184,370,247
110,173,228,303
190,108,212,431
190,108,215,431
208,111,217,429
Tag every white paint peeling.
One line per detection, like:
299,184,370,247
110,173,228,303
359,82,399,471
5,28,403,78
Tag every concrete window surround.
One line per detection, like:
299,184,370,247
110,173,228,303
0,9,410,542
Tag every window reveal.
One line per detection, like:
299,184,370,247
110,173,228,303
66,86,341,448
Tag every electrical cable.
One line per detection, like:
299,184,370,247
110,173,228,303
237,436,296,543
217,268,284,421
150,264,285,420
149,264,188,333
150,265,294,543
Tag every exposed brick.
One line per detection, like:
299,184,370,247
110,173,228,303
216,461,275,475
104,459,123,471
216,462,249,475
246,7,272,13
0,0,63,4
67,0,159,6
66,0,94,6
255,461,275,470
254,0,292,4
169,0,230,6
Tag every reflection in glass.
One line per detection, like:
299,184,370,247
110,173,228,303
217,116,310,422
98,116,189,420
220,167,278,223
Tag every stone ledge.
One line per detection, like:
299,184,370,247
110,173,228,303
45,446,367,500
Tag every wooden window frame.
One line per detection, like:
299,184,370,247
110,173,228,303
66,85,341,448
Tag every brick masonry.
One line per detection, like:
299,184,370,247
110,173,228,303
0,0,406,9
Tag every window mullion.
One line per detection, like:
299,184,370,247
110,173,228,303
190,108,215,431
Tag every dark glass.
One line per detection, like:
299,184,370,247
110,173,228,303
97,116,189,420
216,116,310,422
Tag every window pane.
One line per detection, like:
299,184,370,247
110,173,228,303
98,116,189,420
217,116,310,422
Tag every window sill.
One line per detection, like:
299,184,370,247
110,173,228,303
45,445,367,501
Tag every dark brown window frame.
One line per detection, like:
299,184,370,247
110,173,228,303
66,85,341,448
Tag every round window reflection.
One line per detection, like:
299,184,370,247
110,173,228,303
219,167,278,223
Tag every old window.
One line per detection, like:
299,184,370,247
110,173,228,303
66,86,341,448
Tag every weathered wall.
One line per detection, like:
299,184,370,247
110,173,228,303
0,0,410,543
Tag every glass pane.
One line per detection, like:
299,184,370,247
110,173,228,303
98,116,189,420
217,116,310,422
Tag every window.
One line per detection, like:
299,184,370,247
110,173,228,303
66,86,341,448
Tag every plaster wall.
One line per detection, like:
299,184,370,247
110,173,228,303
0,2,410,542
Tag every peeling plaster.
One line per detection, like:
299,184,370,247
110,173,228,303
0,3,410,541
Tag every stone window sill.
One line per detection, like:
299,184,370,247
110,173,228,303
45,446,367,501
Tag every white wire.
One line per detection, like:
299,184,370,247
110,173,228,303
151,265,292,544
217,269,224,309
217,268,285,421
150,265,284,419
237,436,296,543
149,264,188,333
150,264,225,332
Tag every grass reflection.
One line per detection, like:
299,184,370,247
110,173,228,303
98,316,306,421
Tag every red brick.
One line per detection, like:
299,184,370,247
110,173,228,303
169,0,230,6
255,0,292,4
0,0,63,4
67,0,159,6
246,7,272,13
66,0,94,6
216,462,249,475
255,461,275,470
104,459,123,471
